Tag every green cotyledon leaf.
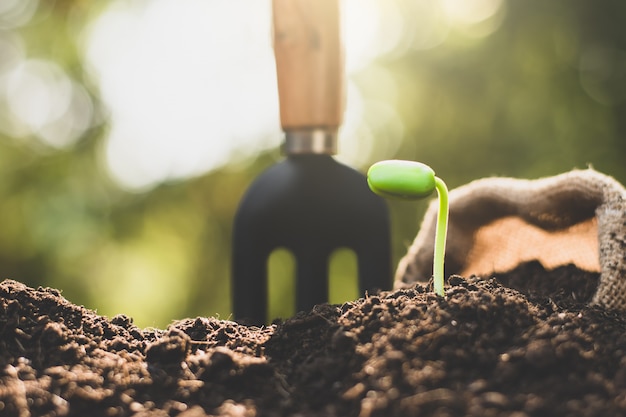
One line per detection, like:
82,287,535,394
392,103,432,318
367,160,436,199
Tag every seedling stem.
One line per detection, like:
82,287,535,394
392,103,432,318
433,177,448,296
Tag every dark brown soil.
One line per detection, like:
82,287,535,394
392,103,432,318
1,261,626,417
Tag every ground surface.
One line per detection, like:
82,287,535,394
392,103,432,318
1,261,626,417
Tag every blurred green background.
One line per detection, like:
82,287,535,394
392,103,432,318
1,0,625,328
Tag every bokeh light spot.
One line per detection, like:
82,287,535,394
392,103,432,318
579,45,626,106
441,0,503,25
0,0,38,29
441,0,505,39
6,60,72,131
1,59,92,148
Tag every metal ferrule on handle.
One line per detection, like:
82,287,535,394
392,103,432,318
283,128,338,155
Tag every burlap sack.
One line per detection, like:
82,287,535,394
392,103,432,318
396,169,626,310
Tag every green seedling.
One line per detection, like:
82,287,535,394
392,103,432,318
367,160,449,296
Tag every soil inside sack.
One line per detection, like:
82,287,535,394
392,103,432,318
1,262,625,417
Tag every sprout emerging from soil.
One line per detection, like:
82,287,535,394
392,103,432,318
367,160,449,296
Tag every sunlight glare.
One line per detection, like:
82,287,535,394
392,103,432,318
85,0,280,191
343,0,404,72
402,0,449,51
84,0,412,191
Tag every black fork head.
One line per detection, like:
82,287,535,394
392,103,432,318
232,154,391,325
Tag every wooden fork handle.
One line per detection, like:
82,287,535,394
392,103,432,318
272,0,344,131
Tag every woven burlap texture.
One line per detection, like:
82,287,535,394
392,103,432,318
396,168,626,310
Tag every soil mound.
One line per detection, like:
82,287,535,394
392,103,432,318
1,262,625,416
